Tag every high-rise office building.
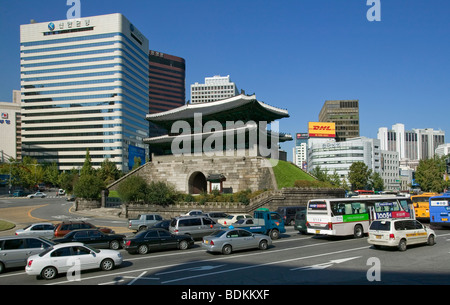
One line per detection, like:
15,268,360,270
318,100,360,142
20,13,149,171
308,137,381,182
148,50,186,139
149,50,185,114
0,90,22,160
190,75,239,104
292,133,309,170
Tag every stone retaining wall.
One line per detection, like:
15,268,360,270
122,187,346,219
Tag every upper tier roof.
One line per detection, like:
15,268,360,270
146,94,289,130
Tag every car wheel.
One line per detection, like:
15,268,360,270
138,226,147,232
178,240,189,250
100,258,115,271
269,229,280,240
138,244,149,254
354,225,364,238
109,240,120,250
427,235,435,246
259,240,268,250
41,266,58,280
222,244,232,255
398,239,407,251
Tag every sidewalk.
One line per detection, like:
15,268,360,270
69,207,124,219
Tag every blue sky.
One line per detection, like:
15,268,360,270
0,0,449,159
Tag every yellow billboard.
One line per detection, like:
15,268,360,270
308,122,336,138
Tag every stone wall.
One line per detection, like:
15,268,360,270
122,187,346,219
108,153,278,194
74,199,101,210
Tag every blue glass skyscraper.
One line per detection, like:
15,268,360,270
20,13,149,171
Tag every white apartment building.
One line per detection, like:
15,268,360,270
190,75,239,104
435,143,450,158
20,13,149,171
378,123,445,161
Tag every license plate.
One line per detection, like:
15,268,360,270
204,240,209,244
442,218,448,222
376,235,382,239
316,230,320,234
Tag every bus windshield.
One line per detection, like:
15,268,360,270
411,196,433,203
430,199,449,206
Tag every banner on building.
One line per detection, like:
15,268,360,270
308,122,336,138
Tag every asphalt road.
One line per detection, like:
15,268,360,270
1,197,450,288
0,196,130,235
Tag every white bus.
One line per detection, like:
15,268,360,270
306,196,414,238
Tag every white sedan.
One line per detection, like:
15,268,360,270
26,242,123,280
217,214,253,225
27,192,47,198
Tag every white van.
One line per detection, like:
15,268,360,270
368,219,436,251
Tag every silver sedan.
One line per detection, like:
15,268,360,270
202,228,272,255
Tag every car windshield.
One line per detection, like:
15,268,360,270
82,244,101,253
370,221,391,231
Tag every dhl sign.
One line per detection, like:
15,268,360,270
308,122,336,138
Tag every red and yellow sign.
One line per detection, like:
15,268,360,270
308,122,336,138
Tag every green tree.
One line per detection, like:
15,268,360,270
117,175,148,203
348,162,372,191
80,148,93,176
310,166,329,183
44,162,60,186
329,169,342,188
98,159,122,186
58,169,79,194
73,149,104,199
20,157,44,189
73,174,105,200
145,181,179,206
415,158,447,192
369,172,384,192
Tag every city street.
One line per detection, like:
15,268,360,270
1,197,450,286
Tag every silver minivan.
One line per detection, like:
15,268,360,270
169,216,221,239
0,236,55,273
15,223,55,240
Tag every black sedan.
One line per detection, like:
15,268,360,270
53,229,126,250
123,228,194,254
149,219,171,231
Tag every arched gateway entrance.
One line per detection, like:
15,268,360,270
188,172,207,194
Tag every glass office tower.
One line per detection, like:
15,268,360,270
20,14,149,171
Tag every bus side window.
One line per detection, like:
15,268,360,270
345,204,352,215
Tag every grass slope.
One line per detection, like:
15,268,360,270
272,160,316,189
0,220,15,231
